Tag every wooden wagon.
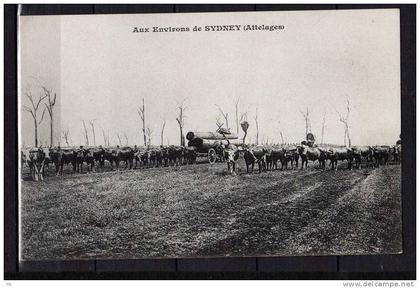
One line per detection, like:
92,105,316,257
186,131,239,164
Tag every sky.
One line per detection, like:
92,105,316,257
19,9,401,147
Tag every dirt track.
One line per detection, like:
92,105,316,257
20,162,402,260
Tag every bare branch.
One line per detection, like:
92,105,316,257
215,104,229,130
176,99,187,146
138,98,146,146
123,132,128,146
160,118,166,146
39,107,47,125
81,120,90,145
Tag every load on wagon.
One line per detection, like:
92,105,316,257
186,131,241,164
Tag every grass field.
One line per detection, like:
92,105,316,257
20,160,402,260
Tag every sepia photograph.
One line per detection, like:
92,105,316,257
18,9,402,261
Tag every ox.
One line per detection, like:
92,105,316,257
281,146,300,170
351,146,374,169
168,145,184,166
372,145,391,167
243,146,268,173
184,146,198,165
326,147,353,170
297,145,327,170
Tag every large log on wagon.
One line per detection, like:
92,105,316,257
188,137,242,153
186,131,238,141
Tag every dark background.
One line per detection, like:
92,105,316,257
4,4,416,280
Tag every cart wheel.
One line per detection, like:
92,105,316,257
208,148,217,164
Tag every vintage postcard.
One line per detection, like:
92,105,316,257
19,9,402,260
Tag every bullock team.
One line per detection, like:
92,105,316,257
238,141,402,174
21,140,402,181
21,145,199,181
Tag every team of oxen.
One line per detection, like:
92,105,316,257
21,141,402,181
21,145,196,181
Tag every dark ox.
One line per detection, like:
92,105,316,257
267,148,284,170
75,148,86,173
167,146,184,166
281,146,300,170
55,148,77,175
184,146,197,165
89,146,106,171
351,146,374,169
372,145,391,167
326,147,353,170
104,148,119,169
115,146,135,170
49,147,72,175
243,146,268,173
133,147,147,169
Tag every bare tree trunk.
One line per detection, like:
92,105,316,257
50,110,53,147
254,108,259,145
179,127,184,146
146,128,153,146
34,122,38,147
142,99,146,146
63,130,70,146
23,91,47,147
82,120,89,146
321,112,326,145
235,97,239,135
346,125,351,147
137,98,147,146
161,119,166,146
337,98,351,147
124,133,128,146
41,87,57,147
89,120,96,146
176,99,187,147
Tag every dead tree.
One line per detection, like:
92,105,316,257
300,107,311,137
41,86,57,147
89,120,96,146
62,129,70,146
321,112,326,145
278,121,285,145
254,108,259,145
55,135,61,147
137,98,147,146
23,91,47,147
337,99,351,147
216,116,224,131
116,133,122,146
146,127,153,146
123,132,128,146
176,99,187,147
81,120,89,146
101,128,109,146
235,97,240,135
216,104,229,131
160,118,166,146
